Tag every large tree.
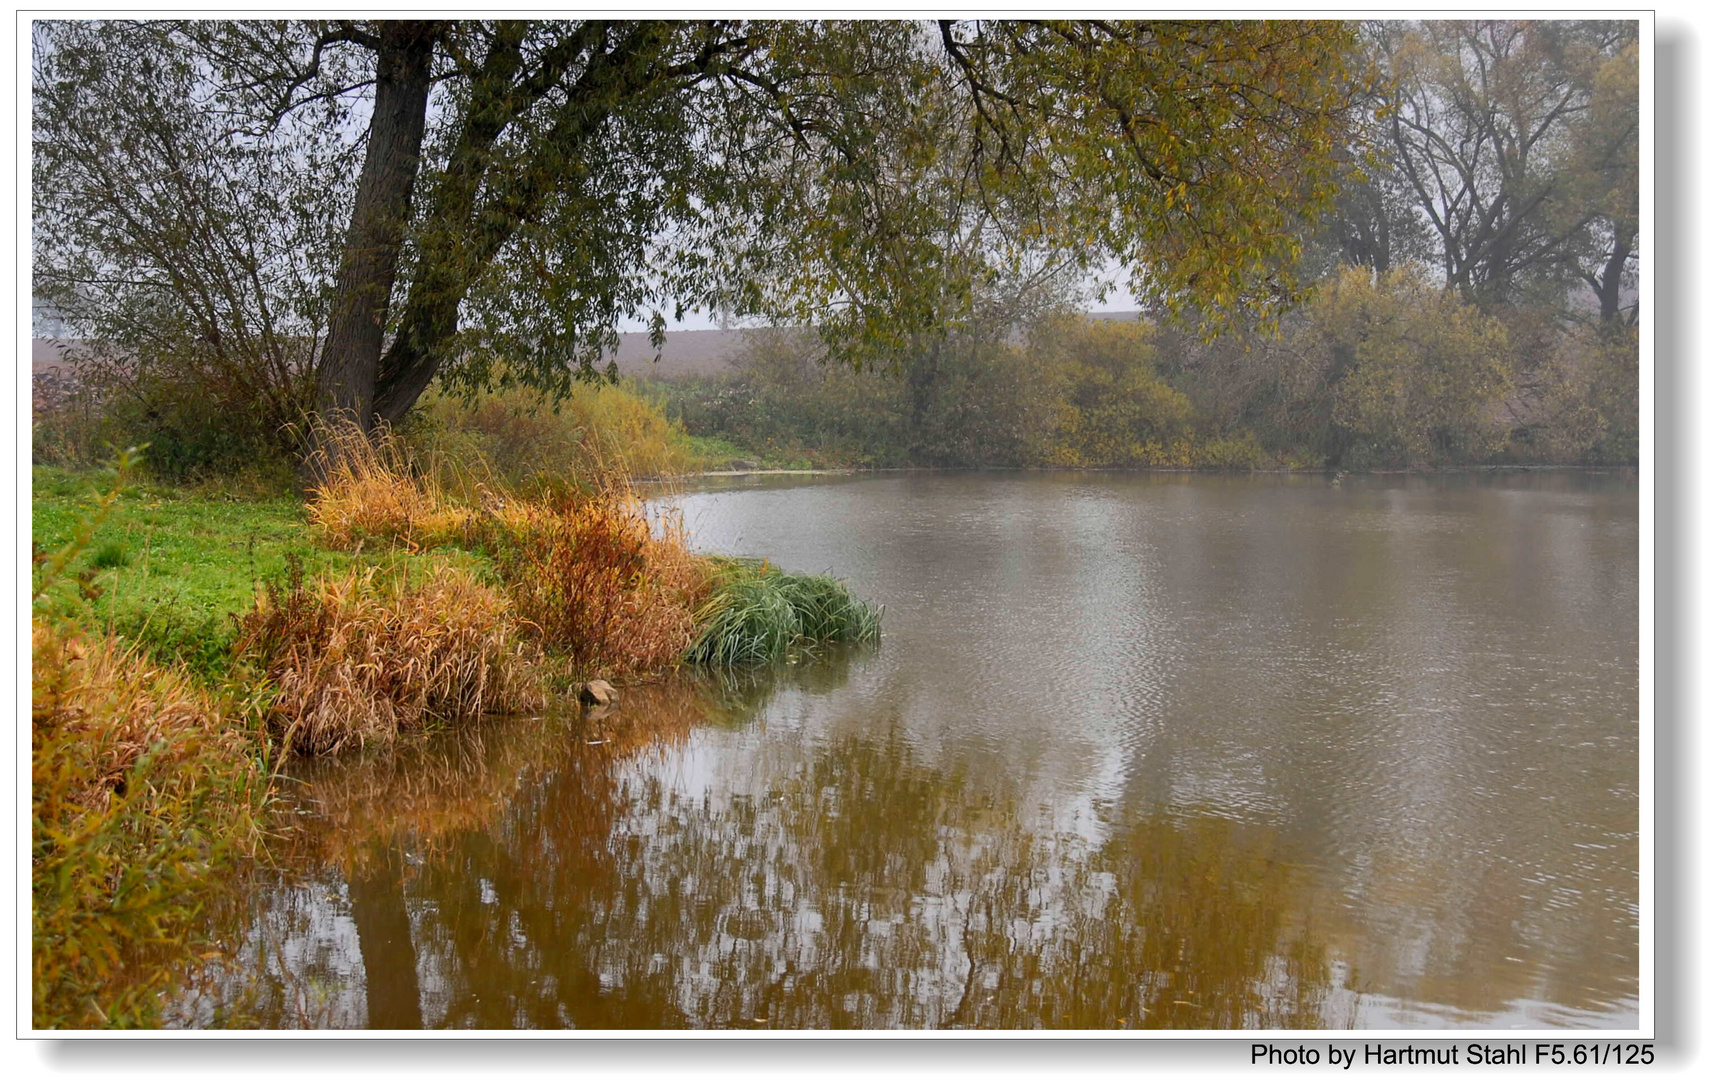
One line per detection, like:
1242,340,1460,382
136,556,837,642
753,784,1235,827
1377,19,1638,312
35,19,1365,450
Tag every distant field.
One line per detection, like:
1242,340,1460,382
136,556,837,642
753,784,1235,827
32,309,1149,390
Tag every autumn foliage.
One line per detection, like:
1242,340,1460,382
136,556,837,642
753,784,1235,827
233,559,545,755
32,620,266,1028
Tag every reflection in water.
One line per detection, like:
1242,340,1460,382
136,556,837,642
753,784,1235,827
169,473,1637,1030
173,689,1340,1029
347,840,421,1029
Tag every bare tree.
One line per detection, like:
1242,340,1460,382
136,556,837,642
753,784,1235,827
1378,20,1638,311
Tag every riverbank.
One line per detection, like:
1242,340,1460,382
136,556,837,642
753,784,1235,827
30,446,881,1028
666,462,1642,484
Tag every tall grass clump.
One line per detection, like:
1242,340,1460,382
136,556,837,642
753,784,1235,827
776,572,884,643
487,490,707,675
233,558,544,755
305,418,481,551
309,416,710,677
686,559,881,666
32,619,267,1029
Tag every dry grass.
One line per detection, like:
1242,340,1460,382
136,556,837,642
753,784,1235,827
233,558,544,756
487,491,709,676
304,419,481,551
306,416,711,678
32,619,267,1028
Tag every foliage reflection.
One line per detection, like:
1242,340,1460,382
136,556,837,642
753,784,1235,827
180,656,1340,1029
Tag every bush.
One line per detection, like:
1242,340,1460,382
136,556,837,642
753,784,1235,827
409,380,706,488
1035,319,1205,467
487,492,708,676
32,620,267,1028
1196,431,1268,469
32,341,306,484
1275,268,1510,466
656,328,911,469
1506,320,1638,465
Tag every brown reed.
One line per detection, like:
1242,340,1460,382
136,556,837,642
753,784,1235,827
233,558,545,755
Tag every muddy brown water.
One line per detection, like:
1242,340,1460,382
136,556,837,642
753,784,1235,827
169,471,1639,1030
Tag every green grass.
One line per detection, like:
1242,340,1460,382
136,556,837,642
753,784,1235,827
32,466,488,681
776,572,884,643
686,557,882,666
34,464,882,682
679,434,757,468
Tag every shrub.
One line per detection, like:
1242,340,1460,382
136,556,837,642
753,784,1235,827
1196,431,1268,469
233,558,544,755
487,492,708,675
1034,319,1205,467
1506,320,1639,465
31,341,306,484
1311,267,1514,467
410,380,705,488
32,620,267,1028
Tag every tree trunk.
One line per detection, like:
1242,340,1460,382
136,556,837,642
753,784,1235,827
905,335,942,457
369,23,674,426
1594,226,1635,322
314,22,437,442
306,22,684,443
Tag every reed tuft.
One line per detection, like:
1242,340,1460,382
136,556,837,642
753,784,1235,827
233,557,544,755
304,417,481,551
686,559,881,666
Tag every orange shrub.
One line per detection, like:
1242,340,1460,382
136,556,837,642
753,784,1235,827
488,490,709,676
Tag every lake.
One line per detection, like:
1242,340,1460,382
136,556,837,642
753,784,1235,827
170,471,1639,1030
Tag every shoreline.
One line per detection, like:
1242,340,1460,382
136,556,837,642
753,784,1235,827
650,462,1640,481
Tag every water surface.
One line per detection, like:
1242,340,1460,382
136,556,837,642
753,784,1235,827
173,471,1638,1030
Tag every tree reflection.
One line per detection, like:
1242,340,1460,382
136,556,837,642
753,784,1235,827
405,715,1337,1029
183,654,1344,1029
346,839,422,1028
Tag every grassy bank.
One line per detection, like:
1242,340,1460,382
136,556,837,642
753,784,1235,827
31,439,880,1027
31,462,276,1027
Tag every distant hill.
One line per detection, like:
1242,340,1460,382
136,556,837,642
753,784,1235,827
606,327,763,381
606,309,1146,382
31,310,1149,391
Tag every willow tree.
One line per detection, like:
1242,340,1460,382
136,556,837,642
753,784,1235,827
1377,20,1639,313
35,19,1365,454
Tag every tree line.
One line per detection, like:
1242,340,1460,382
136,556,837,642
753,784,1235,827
662,19,1638,470
32,19,1636,478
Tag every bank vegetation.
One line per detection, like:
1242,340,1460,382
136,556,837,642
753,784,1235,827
30,425,879,1028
